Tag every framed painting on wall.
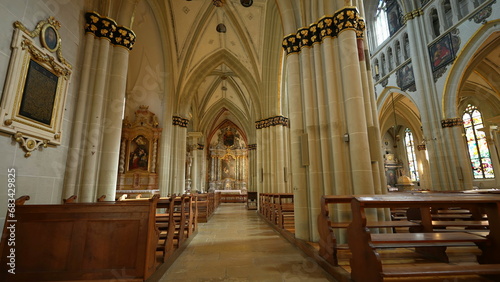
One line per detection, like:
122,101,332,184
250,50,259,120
0,17,71,156
387,1,403,36
429,33,455,72
396,61,415,91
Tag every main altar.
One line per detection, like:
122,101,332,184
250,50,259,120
208,126,248,194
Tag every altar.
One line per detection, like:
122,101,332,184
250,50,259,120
215,189,245,194
215,190,247,203
207,126,248,194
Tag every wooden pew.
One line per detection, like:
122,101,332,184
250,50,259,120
0,195,160,281
194,193,210,223
247,191,258,210
155,196,176,263
346,194,500,281
63,195,77,203
317,195,420,266
276,193,294,232
258,193,274,222
269,194,280,224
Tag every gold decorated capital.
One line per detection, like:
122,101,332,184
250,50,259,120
172,116,189,128
255,116,289,129
403,8,423,23
441,118,464,128
84,12,136,50
283,7,365,55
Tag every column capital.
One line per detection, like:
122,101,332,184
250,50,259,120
403,9,423,24
84,12,136,50
441,118,464,128
172,116,189,127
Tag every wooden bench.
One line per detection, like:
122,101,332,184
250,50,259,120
317,195,420,266
193,193,210,222
119,194,197,265
346,194,500,281
0,195,160,281
155,196,176,263
276,193,294,232
247,191,258,210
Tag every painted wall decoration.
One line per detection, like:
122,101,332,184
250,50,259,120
429,33,455,72
396,61,415,91
387,1,403,36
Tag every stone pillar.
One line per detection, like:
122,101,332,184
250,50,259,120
62,33,95,199
338,29,374,195
172,116,189,194
79,38,111,203
66,11,137,202
97,42,133,200
187,132,203,192
248,144,257,192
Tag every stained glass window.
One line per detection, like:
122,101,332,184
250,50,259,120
404,128,419,181
373,0,390,46
463,104,495,179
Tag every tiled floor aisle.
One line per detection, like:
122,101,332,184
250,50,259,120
159,203,335,281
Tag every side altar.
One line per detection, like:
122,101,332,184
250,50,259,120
116,106,161,199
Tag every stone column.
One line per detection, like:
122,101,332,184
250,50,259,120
338,26,374,195
62,33,95,199
79,38,111,203
187,132,203,192
97,43,133,200
172,116,188,194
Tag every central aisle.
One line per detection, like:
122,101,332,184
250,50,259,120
159,203,335,281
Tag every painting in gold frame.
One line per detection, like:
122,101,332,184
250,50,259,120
0,18,71,157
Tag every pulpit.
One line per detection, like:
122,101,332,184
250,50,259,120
116,106,161,199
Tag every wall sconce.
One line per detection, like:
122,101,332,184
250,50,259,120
343,133,349,142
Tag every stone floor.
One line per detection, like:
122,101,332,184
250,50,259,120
159,203,335,282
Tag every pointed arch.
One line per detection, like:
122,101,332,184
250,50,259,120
377,87,422,141
199,99,253,142
442,20,500,118
176,49,261,118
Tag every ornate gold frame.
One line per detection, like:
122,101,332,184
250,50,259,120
0,17,71,157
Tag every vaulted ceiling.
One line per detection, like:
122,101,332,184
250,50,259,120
127,0,277,140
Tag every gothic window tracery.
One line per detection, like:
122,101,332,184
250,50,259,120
462,104,495,179
404,128,419,181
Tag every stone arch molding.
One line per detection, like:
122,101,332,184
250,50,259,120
176,49,261,118
442,20,500,119
377,86,422,139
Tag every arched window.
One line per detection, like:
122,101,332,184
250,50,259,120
442,0,453,30
404,128,419,181
457,0,469,19
374,59,380,78
395,40,401,65
463,104,495,179
387,47,393,71
381,53,387,76
373,0,390,46
403,33,410,60
431,8,440,38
